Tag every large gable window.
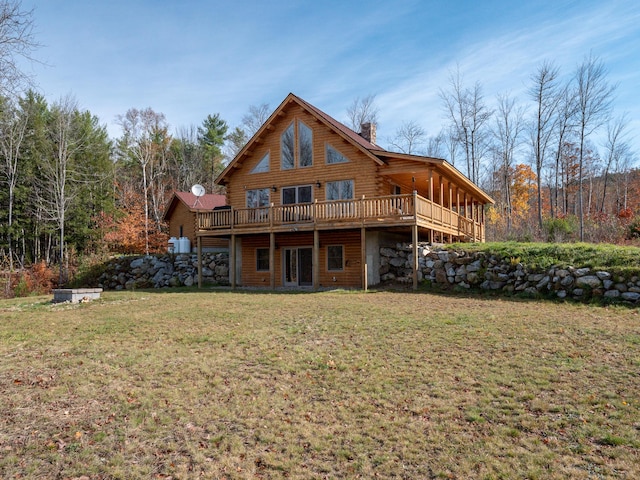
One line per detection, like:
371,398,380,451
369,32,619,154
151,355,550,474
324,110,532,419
298,121,313,167
251,152,270,173
326,144,349,164
281,123,295,170
281,120,313,169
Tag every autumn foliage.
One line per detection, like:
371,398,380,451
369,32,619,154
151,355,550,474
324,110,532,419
486,159,640,244
94,186,168,255
9,261,57,297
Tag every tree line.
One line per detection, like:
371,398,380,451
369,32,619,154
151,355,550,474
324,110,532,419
386,58,637,243
1,0,639,295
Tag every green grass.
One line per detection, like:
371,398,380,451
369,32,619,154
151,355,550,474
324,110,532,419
1,289,639,478
446,241,640,276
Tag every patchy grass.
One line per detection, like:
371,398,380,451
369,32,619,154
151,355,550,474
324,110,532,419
1,289,639,479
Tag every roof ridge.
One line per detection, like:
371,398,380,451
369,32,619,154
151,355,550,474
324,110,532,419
292,94,386,152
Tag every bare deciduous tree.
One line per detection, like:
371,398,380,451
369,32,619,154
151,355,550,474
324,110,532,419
173,125,204,191
241,103,270,138
0,96,28,275
528,61,561,229
388,120,425,154
346,94,379,132
116,107,169,256
600,114,630,213
550,86,577,217
440,68,492,184
0,1,39,96
574,54,616,240
224,126,248,163
492,93,526,233
425,130,446,159
35,95,88,284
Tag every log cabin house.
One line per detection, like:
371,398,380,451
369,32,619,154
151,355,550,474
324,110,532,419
196,93,494,290
163,191,228,252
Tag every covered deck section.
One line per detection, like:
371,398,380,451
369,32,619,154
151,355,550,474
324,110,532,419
195,192,487,290
196,192,484,241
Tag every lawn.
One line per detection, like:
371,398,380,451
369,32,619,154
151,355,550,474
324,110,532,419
0,289,638,479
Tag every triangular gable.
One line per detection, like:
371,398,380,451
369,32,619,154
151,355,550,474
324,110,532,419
216,93,385,186
163,191,227,221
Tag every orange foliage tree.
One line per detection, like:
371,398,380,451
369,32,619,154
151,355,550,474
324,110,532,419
94,184,168,255
487,163,538,240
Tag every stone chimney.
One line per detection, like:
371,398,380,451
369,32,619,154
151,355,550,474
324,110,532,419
360,122,376,144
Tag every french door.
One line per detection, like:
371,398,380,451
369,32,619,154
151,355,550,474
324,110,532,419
283,247,313,287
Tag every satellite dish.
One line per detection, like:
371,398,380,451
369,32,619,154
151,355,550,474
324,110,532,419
191,184,205,197
191,184,205,207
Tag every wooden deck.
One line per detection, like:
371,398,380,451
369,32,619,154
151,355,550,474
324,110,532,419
197,193,485,242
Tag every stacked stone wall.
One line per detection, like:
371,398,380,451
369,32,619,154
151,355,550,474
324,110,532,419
380,243,640,303
96,246,640,303
97,253,229,290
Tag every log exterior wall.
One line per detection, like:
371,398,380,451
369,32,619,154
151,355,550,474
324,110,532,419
225,103,382,208
202,94,493,289
168,200,228,251
239,230,362,288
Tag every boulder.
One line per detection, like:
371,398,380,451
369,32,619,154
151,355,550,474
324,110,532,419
380,247,397,258
574,267,590,277
621,292,640,302
575,275,602,289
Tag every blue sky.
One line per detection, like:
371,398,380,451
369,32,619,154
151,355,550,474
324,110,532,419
20,0,640,156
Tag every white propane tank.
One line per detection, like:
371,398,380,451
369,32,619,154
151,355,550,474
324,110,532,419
178,237,191,253
168,237,178,253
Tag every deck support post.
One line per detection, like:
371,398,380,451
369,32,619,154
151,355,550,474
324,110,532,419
230,234,236,289
269,232,275,289
472,203,477,242
448,182,453,232
428,169,433,201
412,223,419,290
197,235,202,288
313,229,319,291
361,227,367,291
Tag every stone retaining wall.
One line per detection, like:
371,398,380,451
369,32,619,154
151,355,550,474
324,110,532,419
96,246,639,303
97,253,229,290
381,243,640,303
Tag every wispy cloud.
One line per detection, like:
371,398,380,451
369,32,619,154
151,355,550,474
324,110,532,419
373,0,640,151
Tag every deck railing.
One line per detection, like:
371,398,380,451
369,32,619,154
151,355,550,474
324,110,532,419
198,194,483,240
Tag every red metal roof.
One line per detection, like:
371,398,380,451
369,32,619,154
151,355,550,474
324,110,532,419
174,191,226,210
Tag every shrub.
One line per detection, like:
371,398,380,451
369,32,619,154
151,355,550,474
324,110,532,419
10,261,56,297
626,216,640,240
543,216,578,242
